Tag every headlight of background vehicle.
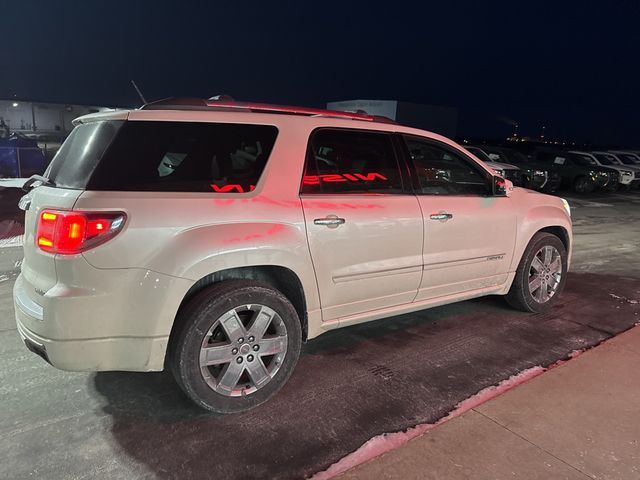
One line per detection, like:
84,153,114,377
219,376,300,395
534,170,545,176
561,198,571,217
493,168,505,177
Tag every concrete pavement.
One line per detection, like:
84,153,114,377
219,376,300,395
338,326,640,480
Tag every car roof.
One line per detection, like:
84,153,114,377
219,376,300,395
70,98,472,153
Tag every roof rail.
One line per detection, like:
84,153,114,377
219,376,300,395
140,97,396,124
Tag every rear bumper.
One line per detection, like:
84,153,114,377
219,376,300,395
15,313,168,372
13,260,193,372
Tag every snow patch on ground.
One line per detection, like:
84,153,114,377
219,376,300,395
0,235,23,249
312,366,547,480
609,293,639,305
314,342,607,479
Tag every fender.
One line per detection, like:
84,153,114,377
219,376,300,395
510,204,572,273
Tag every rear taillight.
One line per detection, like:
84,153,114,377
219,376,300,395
36,209,126,254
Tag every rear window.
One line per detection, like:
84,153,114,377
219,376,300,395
46,121,124,188
49,121,278,192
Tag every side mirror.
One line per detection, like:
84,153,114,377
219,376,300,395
493,176,512,196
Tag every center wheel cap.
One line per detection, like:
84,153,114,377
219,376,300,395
240,343,251,355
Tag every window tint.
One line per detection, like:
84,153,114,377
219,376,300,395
403,136,490,196
301,129,403,194
88,121,278,192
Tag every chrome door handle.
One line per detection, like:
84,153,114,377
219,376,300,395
430,212,453,221
314,215,346,228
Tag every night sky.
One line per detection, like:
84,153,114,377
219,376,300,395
3,1,639,145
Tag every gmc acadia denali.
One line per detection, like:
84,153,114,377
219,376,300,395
14,98,572,413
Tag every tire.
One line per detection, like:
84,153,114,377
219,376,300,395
603,181,619,192
506,232,568,313
170,280,302,413
573,176,594,194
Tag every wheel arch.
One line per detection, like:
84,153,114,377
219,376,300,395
169,265,310,356
510,203,572,273
538,225,570,253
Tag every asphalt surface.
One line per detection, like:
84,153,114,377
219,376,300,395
1,188,639,480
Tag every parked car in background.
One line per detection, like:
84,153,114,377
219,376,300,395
0,134,47,178
14,98,572,413
533,150,619,193
464,146,521,183
569,151,635,190
472,145,558,192
605,151,640,188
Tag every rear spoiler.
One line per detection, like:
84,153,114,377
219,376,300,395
72,110,129,127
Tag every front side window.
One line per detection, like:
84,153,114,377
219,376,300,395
300,129,403,194
88,121,278,192
403,136,490,196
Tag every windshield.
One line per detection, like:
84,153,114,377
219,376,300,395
482,149,510,163
466,147,493,163
613,153,640,165
573,154,599,166
593,153,618,166
500,149,529,164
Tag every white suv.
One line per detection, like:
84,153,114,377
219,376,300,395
14,98,572,413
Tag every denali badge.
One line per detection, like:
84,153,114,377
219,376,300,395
487,255,505,261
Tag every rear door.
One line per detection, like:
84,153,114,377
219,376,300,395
400,135,517,301
301,128,423,321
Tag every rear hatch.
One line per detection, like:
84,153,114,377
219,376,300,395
20,113,127,298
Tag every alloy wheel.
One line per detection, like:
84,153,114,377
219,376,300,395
199,304,288,397
528,245,563,303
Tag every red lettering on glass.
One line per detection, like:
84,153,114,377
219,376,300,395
354,172,388,181
302,172,388,186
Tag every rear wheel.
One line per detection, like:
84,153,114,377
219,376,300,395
170,280,302,413
506,232,567,313
572,176,594,194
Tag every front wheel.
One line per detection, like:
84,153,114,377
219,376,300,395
506,232,567,313
573,176,594,194
170,280,302,413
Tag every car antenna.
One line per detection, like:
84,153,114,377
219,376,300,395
131,80,148,105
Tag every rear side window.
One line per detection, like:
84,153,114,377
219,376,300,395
88,122,278,192
301,129,404,194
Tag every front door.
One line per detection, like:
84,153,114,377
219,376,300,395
400,135,517,301
301,128,423,321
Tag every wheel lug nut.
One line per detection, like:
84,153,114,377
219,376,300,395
253,344,259,351
238,337,244,343
247,355,254,362
236,357,243,364
248,336,255,342
232,348,238,355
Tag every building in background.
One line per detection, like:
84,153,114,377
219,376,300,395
326,99,459,137
0,99,117,173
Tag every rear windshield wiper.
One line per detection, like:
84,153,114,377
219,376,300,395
22,175,56,192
